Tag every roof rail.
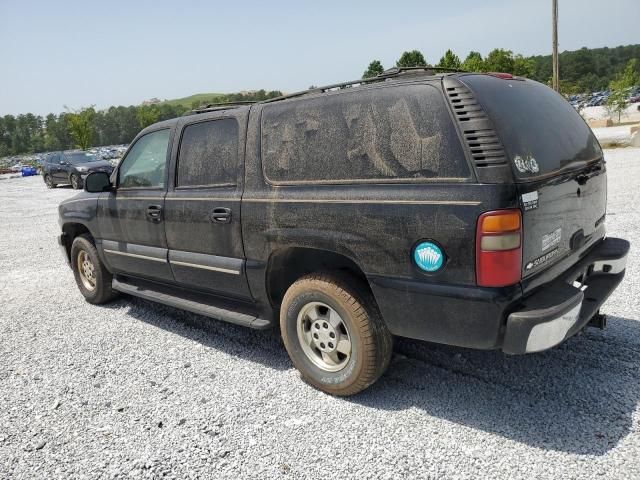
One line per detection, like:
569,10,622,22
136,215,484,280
262,66,467,104
186,101,257,115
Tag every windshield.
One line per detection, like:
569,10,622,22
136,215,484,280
460,75,602,181
67,152,96,164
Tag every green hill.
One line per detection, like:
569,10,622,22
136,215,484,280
160,93,225,108
529,44,640,92
158,89,283,109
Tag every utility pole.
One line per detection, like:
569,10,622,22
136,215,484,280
552,0,559,91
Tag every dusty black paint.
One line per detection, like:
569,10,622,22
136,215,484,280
57,72,628,353
261,83,470,183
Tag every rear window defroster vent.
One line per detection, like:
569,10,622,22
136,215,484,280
445,83,507,168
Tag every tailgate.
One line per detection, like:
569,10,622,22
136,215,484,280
518,165,606,277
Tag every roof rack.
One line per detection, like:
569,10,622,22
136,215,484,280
186,101,257,115
262,66,467,104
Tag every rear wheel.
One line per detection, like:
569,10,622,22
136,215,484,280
70,234,117,304
280,273,392,396
44,174,55,188
70,174,81,190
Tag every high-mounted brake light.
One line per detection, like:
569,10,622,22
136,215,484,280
476,210,522,287
487,72,514,80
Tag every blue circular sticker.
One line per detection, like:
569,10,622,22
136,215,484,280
413,241,445,272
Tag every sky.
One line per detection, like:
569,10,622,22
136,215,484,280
1,0,639,116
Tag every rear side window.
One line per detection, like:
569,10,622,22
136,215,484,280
177,119,238,187
261,84,470,183
461,75,602,180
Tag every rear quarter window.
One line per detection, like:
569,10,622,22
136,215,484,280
261,84,470,183
177,118,238,187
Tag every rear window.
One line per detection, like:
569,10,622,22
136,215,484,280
177,118,238,187
67,152,96,163
261,84,470,183
461,75,602,180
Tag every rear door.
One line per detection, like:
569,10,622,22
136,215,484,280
97,127,175,282
461,75,607,279
163,111,252,299
53,153,68,182
45,153,58,178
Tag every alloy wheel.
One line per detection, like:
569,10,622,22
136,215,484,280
296,301,352,372
77,250,96,291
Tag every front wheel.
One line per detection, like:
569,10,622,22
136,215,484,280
70,174,82,190
70,234,118,304
280,273,392,396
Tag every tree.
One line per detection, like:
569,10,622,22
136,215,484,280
607,58,639,122
11,114,42,154
44,113,72,151
513,54,534,77
606,89,627,123
396,50,427,68
559,81,583,95
484,48,515,73
66,107,95,150
363,60,385,79
437,49,461,70
136,105,160,129
610,58,639,91
462,51,485,72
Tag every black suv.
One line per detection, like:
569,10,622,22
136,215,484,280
57,68,629,395
43,150,114,189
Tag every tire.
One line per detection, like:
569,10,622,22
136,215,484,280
70,174,82,190
70,234,118,304
280,273,392,396
44,174,55,188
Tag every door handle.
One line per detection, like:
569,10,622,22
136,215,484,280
210,207,231,224
147,204,163,223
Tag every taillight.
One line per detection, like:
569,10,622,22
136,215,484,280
476,209,522,287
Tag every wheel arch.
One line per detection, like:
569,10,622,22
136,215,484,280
61,222,94,260
68,171,81,187
264,246,374,308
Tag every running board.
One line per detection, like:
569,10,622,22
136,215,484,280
112,278,271,329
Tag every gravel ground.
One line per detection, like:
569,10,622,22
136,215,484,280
1,150,640,479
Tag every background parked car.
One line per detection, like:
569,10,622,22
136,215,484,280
42,150,114,189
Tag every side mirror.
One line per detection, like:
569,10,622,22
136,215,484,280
84,172,112,193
